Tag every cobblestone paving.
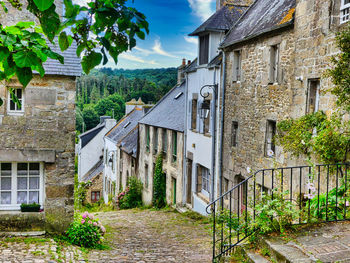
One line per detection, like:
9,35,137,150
0,209,212,263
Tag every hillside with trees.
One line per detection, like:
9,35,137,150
76,68,177,132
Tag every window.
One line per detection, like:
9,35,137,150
91,191,100,203
8,88,24,113
191,99,198,130
307,79,320,114
341,0,350,24
196,165,211,196
0,162,42,210
269,45,279,84
199,34,209,65
162,129,167,153
223,177,229,200
233,50,242,82
145,164,149,188
172,131,177,163
265,120,276,157
153,128,158,154
231,121,238,147
119,171,122,191
203,99,211,134
146,125,150,152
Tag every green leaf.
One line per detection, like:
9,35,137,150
0,47,9,62
15,21,35,29
13,51,40,68
43,49,64,64
136,31,145,40
16,67,33,87
40,8,60,42
81,51,102,75
101,48,108,66
59,31,72,52
33,0,54,11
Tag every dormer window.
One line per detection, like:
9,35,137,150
341,0,350,24
199,34,209,65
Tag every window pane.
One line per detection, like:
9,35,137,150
10,100,15,111
17,191,27,204
1,178,11,190
29,163,40,176
18,163,28,176
1,163,11,176
1,192,11,204
29,177,39,190
17,177,27,190
29,191,39,204
16,89,22,99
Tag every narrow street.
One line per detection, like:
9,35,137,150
0,209,212,263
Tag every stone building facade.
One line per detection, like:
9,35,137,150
0,0,81,232
138,83,186,206
219,0,347,196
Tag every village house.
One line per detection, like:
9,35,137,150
0,0,81,232
138,80,186,206
183,0,249,215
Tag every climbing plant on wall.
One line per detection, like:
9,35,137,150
0,0,148,106
153,153,166,209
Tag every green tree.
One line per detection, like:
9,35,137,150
94,98,121,118
82,105,99,131
0,0,149,106
76,107,84,133
153,154,166,208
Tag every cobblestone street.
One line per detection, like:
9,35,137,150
0,209,212,263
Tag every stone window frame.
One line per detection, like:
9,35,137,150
269,44,280,84
306,79,320,114
145,125,150,153
7,87,25,115
264,120,277,157
172,131,177,163
144,163,149,189
231,121,239,147
232,50,242,82
341,0,350,24
153,127,158,155
0,162,44,211
162,128,168,155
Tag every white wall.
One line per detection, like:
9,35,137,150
102,137,118,203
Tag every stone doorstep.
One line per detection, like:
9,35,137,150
246,250,271,263
0,231,45,237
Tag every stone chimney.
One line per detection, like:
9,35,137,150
177,58,187,85
216,0,253,10
100,116,116,131
125,98,145,115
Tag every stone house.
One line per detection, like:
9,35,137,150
218,0,346,199
0,0,81,232
77,117,116,182
81,160,103,204
138,82,186,206
183,1,249,215
103,107,145,203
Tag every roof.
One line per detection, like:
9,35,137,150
189,4,248,36
208,53,223,68
139,82,185,132
82,159,103,182
43,40,82,77
79,123,105,148
106,107,144,144
120,127,138,158
221,0,296,48
185,58,198,73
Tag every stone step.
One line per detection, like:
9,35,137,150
259,237,316,263
246,250,271,263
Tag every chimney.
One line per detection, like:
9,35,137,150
217,0,253,10
177,58,187,85
125,98,145,115
100,116,111,124
188,60,191,65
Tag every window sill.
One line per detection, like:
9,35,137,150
196,192,210,204
7,111,24,116
203,133,211,138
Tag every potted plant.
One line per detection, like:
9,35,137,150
20,203,41,212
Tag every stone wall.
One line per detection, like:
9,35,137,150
117,150,137,192
138,124,184,206
0,75,76,233
85,173,103,204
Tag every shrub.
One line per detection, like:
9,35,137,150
117,176,143,209
153,154,166,208
66,211,106,248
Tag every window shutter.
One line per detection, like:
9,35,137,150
196,164,202,193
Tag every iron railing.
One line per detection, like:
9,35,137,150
206,163,350,261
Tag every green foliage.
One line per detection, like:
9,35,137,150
74,181,92,209
326,24,350,112
20,202,41,212
66,211,106,248
82,105,99,131
276,112,350,164
117,176,143,209
76,107,84,132
153,154,166,208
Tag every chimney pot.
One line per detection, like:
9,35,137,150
188,60,191,65
182,58,186,66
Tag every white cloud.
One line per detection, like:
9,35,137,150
188,0,215,22
119,52,159,65
134,46,153,56
152,39,177,58
184,36,198,45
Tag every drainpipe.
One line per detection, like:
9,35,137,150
182,73,189,205
210,69,218,202
218,52,227,198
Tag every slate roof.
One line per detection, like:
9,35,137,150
185,58,198,73
106,107,144,144
139,82,185,132
189,4,248,36
79,123,105,148
208,53,223,68
43,40,82,77
221,0,296,48
82,159,103,182
120,127,138,158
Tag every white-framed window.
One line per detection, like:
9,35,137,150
341,0,350,24
201,166,211,196
233,50,242,82
7,88,24,114
0,162,43,210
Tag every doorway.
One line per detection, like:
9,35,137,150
186,159,192,204
172,177,177,205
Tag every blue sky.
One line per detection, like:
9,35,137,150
105,0,216,69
